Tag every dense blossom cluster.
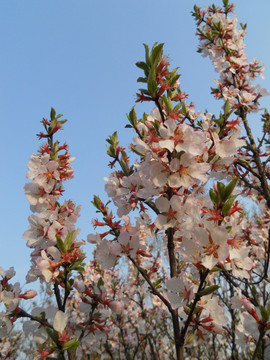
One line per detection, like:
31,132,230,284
23,113,82,283
0,110,120,358
66,256,174,359
1,1,270,359
88,2,270,359
194,3,266,111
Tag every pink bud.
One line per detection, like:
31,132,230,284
241,298,259,321
109,300,122,314
241,298,255,313
19,290,37,299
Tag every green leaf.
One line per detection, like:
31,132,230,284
138,88,150,96
223,0,230,11
143,43,150,65
169,74,180,87
137,76,147,83
224,177,238,200
237,158,249,166
260,306,269,322
135,61,149,76
97,277,104,288
64,231,74,251
107,144,116,158
184,305,201,315
120,158,129,176
153,278,163,289
92,195,102,211
218,38,223,48
152,120,160,134
62,338,81,351
138,266,147,275
222,195,237,216
56,236,66,254
217,182,226,201
131,146,145,157
70,258,85,271
148,66,156,83
147,80,158,96
205,32,212,40
111,131,118,146
161,95,173,113
182,102,187,115
199,285,220,297
50,107,56,120
209,188,218,205
150,43,164,66
224,99,230,118
217,112,224,127
106,132,118,148
213,22,221,32
240,23,247,31
75,266,85,274
46,328,59,344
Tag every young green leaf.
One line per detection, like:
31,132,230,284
62,339,81,351
56,236,66,254
92,195,102,211
64,231,75,252
217,182,226,201
143,43,150,65
224,177,238,200
46,328,59,344
150,43,164,66
199,285,220,297
135,61,149,76
147,80,158,97
222,195,237,216
209,188,218,205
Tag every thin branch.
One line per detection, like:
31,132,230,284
54,281,64,311
127,255,173,312
179,269,210,347
16,308,53,329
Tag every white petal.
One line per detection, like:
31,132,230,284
155,196,170,212
170,158,180,172
159,139,174,152
53,310,68,333
166,291,183,309
154,215,168,229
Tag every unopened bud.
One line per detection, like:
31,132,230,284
19,290,37,299
109,300,122,314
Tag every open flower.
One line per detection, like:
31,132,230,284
168,154,210,188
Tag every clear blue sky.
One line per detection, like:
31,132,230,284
1,0,270,286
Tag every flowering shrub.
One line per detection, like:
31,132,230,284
1,1,270,359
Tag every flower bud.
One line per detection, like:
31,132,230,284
19,290,37,299
109,300,122,314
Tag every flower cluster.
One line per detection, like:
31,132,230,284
193,2,266,112
88,2,270,357
23,109,84,285
0,266,37,343
1,1,270,359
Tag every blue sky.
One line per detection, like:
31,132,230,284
1,0,270,286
